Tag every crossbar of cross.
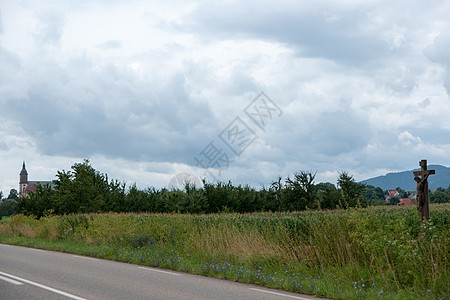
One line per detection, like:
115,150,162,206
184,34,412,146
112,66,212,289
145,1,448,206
413,169,435,177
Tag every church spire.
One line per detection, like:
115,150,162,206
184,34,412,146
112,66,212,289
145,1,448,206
19,161,28,192
20,161,28,175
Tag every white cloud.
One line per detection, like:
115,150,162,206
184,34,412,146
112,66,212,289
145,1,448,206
398,131,422,146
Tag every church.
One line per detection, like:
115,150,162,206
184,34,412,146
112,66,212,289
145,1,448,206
19,162,54,197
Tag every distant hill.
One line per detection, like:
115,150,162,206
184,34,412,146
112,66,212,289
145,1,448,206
361,165,450,191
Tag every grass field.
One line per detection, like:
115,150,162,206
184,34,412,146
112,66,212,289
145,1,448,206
0,205,448,299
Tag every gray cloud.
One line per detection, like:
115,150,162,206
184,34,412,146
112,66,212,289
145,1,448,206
404,127,450,146
310,109,371,155
0,46,22,101
2,53,217,165
97,40,122,50
1,0,449,194
270,102,371,161
177,2,397,66
425,32,450,95
0,141,8,151
34,11,65,46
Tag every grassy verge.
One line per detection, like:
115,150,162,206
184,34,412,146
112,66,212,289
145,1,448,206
0,205,448,299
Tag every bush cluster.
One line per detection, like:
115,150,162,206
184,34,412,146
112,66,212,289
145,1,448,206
15,160,369,217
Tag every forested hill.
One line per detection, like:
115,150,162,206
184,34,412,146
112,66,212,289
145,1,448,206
361,165,450,191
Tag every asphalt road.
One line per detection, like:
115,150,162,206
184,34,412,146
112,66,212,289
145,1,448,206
0,244,321,300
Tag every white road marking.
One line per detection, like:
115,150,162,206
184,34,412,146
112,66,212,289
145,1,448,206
138,266,182,276
249,288,312,300
26,248,47,252
0,274,23,285
72,255,99,261
0,271,86,300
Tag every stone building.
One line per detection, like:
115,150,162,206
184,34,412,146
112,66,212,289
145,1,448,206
19,162,53,196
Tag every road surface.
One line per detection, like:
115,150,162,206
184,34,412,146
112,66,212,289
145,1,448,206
0,243,321,300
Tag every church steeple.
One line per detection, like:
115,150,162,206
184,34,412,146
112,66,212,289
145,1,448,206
19,161,28,194
20,161,28,176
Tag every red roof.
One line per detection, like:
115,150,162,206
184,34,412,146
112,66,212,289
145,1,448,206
398,198,415,205
388,190,399,197
24,183,38,193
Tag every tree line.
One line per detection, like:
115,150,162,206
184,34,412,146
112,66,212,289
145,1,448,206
0,189,18,218
1,160,449,218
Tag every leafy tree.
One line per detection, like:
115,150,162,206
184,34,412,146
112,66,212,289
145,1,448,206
395,187,409,198
337,172,367,208
181,183,209,213
0,190,3,200
284,171,318,210
203,181,235,213
125,184,155,212
16,160,126,216
430,186,450,203
7,188,19,200
0,200,16,217
13,159,385,215
267,176,284,211
316,182,341,209
365,185,386,206
16,183,56,218
388,196,400,205
52,160,125,214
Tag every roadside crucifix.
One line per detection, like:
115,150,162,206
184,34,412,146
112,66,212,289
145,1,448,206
413,160,435,221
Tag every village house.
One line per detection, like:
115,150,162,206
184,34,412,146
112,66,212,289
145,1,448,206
398,198,416,206
384,189,400,203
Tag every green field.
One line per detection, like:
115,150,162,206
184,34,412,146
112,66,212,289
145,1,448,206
1,205,448,299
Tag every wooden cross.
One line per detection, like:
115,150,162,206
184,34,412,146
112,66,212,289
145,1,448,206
413,160,435,220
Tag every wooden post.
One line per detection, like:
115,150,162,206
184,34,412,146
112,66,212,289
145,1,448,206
413,160,435,221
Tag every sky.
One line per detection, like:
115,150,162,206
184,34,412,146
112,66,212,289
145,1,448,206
1,0,450,196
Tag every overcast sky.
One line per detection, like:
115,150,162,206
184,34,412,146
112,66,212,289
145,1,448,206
1,0,449,196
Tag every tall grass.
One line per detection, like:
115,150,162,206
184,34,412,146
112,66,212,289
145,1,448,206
1,205,448,299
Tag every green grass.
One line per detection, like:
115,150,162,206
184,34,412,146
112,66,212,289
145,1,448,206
0,216,11,222
0,205,448,299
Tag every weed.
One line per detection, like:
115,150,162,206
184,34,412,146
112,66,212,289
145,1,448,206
1,205,448,299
